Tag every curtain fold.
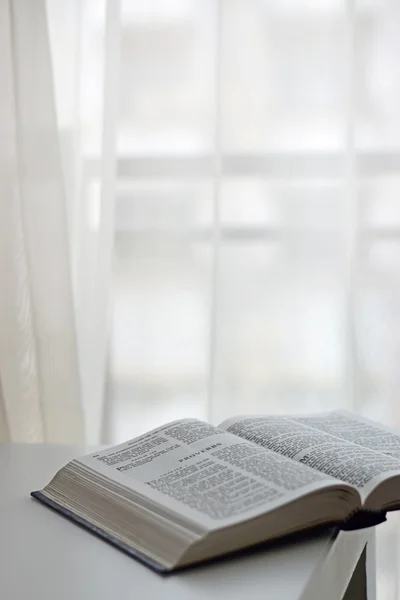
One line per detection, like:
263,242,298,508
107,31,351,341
0,0,84,442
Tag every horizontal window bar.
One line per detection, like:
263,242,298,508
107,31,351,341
85,152,400,179
114,226,400,240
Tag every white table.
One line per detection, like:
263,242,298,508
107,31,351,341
0,443,376,600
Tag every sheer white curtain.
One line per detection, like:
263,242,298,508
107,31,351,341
46,0,120,444
0,0,83,442
2,0,400,448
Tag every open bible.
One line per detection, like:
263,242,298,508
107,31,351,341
32,410,400,572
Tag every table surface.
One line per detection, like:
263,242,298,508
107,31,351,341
0,443,375,600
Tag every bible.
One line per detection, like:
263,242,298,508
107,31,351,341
32,410,400,572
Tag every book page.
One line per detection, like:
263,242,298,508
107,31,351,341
78,419,341,528
221,416,400,499
291,410,400,460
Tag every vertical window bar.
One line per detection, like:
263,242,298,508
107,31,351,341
344,0,360,412
207,0,223,423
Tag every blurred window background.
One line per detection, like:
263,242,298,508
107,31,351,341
47,0,400,438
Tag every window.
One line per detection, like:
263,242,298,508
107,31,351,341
48,0,400,436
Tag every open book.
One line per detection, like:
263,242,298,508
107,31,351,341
32,410,400,572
